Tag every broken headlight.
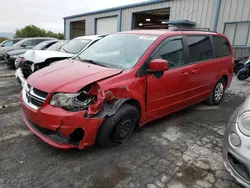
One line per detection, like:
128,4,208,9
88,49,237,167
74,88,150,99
50,92,96,111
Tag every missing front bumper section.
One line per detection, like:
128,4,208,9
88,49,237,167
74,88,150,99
27,118,85,146
27,118,69,144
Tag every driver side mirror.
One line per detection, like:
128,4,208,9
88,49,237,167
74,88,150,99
148,59,169,72
0,44,4,47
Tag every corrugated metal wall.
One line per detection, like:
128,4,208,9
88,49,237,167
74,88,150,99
217,0,250,33
121,0,217,31
65,0,217,39
64,0,250,58
217,0,250,58
65,10,119,39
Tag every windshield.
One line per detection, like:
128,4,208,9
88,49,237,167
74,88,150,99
32,41,52,50
59,38,90,54
46,41,68,51
13,39,27,47
77,34,158,70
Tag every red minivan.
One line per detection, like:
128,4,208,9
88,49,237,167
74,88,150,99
21,29,234,149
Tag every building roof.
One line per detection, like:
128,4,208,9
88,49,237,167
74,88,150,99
64,0,168,19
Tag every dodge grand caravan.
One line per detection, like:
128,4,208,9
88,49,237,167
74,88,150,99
21,30,234,149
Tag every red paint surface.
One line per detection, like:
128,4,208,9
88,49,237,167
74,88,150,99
22,30,234,149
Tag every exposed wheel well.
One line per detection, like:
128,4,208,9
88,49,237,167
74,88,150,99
124,99,141,128
125,99,141,116
221,75,228,86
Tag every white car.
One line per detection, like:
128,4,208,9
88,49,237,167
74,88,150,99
15,35,106,87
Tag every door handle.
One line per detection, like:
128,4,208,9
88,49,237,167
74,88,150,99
191,69,199,74
180,72,188,76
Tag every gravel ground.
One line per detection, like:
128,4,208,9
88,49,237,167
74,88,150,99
0,62,248,188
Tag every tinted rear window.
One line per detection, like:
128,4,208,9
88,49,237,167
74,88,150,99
213,36,231,57
187,36,213,63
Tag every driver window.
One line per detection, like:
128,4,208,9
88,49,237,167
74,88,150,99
153,39,185,68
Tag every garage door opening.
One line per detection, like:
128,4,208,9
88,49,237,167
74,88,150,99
132,8,170,30
71,20,85,39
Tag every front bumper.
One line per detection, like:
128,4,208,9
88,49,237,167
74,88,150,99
5,57,16,67
0,54,5,61
223,112,250,188
15,68,25,87
21,91,104,149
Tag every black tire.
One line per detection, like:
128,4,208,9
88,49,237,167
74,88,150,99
206,78,225,105
96,103,140,148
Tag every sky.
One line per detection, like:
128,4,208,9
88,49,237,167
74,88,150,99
0,0,146,33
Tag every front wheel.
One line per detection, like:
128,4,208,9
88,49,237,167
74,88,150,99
96,103,140,148
206,78,225,105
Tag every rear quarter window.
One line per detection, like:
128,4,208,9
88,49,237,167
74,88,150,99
186,35,213,63
213,36,231,57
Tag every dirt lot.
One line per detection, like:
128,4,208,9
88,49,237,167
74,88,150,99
0,62,248,188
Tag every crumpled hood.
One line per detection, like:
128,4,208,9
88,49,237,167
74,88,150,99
27,59,122,93
7,49,28,56
23,50,74,64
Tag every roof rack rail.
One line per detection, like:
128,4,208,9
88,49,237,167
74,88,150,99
173,28,214,32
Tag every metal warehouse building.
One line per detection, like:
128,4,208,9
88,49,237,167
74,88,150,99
64,0,250,57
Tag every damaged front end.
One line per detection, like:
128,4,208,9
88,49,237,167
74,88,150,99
22,81,137,149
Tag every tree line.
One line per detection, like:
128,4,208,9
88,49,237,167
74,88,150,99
15,25,64,39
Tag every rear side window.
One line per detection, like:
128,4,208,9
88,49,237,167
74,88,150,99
186,36,213,63
213,36,231,57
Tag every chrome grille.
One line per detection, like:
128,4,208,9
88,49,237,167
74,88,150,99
22,83,48,110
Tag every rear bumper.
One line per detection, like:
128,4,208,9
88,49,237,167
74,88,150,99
21,92,104,149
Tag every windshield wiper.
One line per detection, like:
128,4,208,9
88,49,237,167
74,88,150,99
79,58,110,68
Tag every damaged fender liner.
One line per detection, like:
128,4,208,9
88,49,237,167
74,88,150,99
91,99,130,118
86,83,136,117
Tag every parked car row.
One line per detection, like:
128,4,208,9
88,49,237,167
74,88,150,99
5,39,60,69
0,37,56,62
15,35,105,86
9,29,248,188
0,38,23,47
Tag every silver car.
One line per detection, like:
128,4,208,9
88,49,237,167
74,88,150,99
223,96,250,188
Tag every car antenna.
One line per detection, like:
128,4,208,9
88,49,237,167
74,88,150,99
185,10,196,20
172,12,182,20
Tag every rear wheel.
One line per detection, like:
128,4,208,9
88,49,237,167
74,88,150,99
96,104,139,148
206,78,225,105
